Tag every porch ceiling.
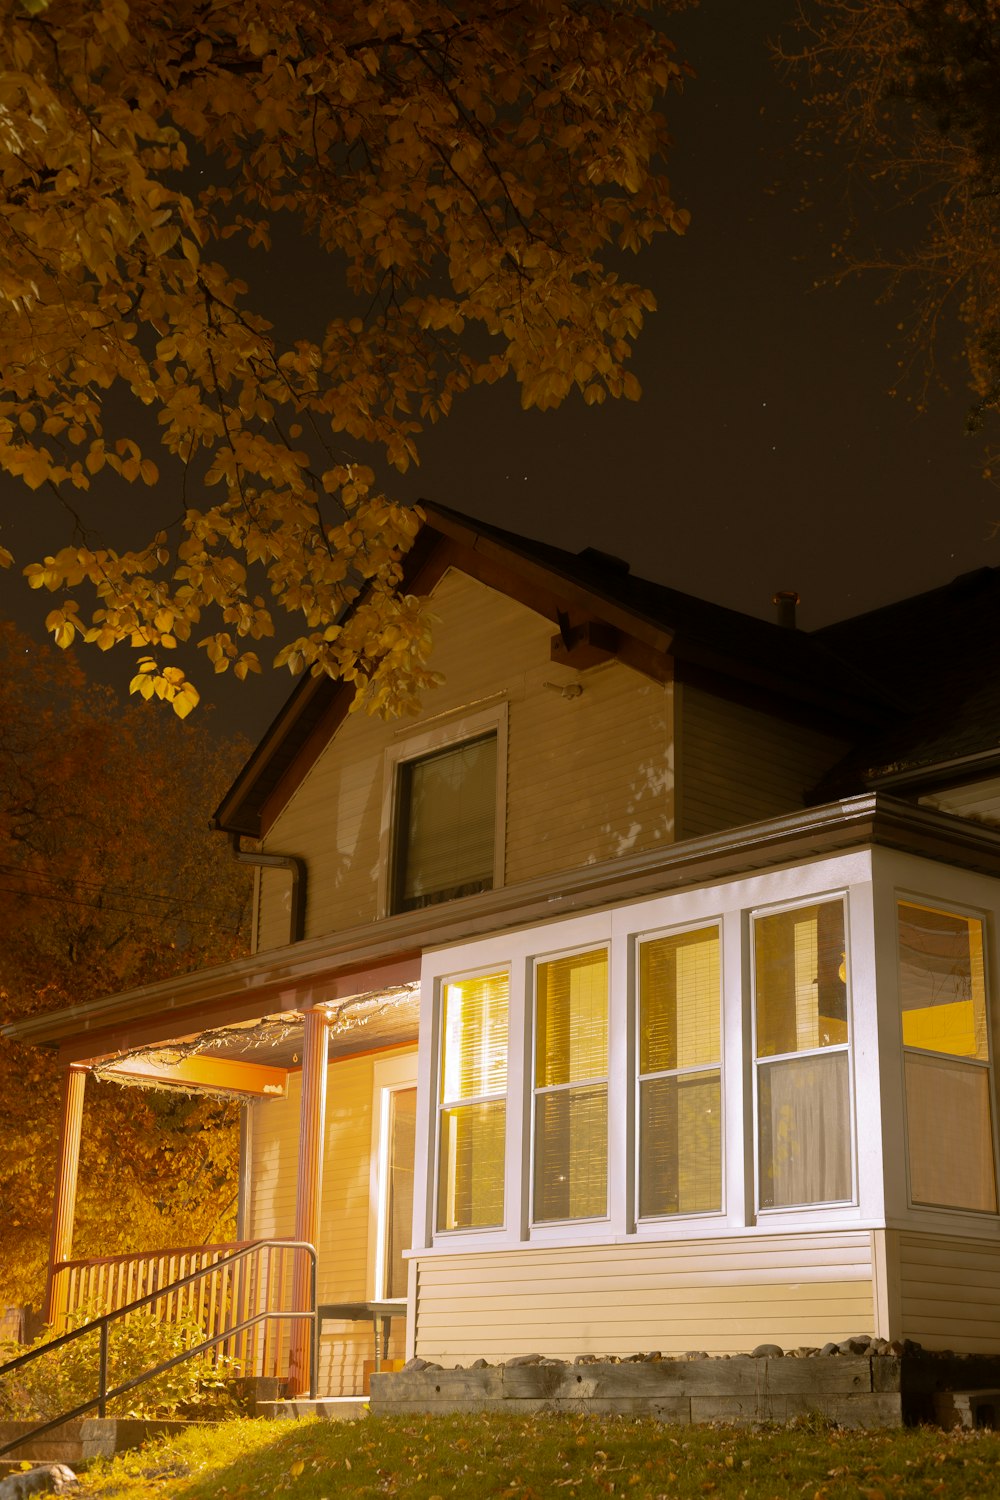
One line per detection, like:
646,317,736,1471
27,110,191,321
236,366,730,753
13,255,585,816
94,985,421,1098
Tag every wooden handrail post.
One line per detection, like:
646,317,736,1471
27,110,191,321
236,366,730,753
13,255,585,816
288,1008,327,1395
44,1066,87,1330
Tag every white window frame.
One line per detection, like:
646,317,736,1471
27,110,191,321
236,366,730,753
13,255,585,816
529,940,612,1232
377,702,508,919
433,962,512,1238
750,891,858,1219
633,919,726,1224
368,1051,419,1301
413,852,877,1258
895,890,1000,1218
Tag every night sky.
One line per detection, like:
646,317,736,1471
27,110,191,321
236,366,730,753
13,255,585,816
1,0,994,742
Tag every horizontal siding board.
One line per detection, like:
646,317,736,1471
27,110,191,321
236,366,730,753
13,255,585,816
898,1231,1000,1352
414,1234,873,1363
258,571,673,947
680,682,849,840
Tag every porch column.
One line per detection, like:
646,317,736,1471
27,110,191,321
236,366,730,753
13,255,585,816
44,1065,87,1329
288,1007,328,1395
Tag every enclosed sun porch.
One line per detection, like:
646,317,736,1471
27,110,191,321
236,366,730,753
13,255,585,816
17,792,1000,1396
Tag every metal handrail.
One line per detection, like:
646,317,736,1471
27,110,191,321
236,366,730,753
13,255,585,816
0,1239,317,1459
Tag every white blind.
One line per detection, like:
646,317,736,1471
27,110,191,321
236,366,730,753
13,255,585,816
638,926,722,1218
533,949,608,1222
437,970,508,1231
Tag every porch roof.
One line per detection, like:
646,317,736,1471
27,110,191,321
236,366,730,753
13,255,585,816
9,792,1000,1078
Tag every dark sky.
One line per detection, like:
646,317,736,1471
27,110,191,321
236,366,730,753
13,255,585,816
2,0,994,743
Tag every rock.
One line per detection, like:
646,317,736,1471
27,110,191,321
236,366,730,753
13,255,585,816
819,1343,839,1356
0,1466,78,1499
402,1356,429,1371
470,1358,490,1369
505,1353,543,1367
642,1352,662,1362
751,1344,784,1358
684,1351,709,1360
837,1336,872,1355
870,1339,891,1355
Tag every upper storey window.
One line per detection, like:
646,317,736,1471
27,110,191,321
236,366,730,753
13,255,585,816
382,706,507,917
392,734,498,912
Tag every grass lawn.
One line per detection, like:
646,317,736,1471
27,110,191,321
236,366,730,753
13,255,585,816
68,1413,1000,1499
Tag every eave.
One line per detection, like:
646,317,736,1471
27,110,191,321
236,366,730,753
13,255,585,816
212,501,893,839
8,793,1000,1067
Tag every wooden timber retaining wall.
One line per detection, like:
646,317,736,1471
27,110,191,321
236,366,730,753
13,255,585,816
370,1351,1000,1429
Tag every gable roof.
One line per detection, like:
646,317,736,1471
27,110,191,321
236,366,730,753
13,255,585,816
213,501,895,838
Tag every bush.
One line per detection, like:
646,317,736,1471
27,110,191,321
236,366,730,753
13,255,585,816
0,1306,241,1421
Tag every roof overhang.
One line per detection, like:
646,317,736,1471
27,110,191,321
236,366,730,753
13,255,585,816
9,793,1000,1076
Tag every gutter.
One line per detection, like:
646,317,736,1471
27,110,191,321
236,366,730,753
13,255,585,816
9,792,1000,1054
230,833,308,944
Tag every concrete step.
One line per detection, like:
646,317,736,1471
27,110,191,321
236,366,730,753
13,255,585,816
256,1397,368,1422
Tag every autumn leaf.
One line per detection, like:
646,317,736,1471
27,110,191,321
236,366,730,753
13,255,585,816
0,0,689,712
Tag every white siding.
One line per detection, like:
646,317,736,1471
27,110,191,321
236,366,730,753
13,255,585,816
679,681,850,839
413,1232,874,1364
257,570,673,949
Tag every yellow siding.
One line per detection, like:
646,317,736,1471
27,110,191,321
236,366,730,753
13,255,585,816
249,1052,395,1394
414,1233,874,1363
258,569,673,949
899,1231,1000,1353
678,682,851,839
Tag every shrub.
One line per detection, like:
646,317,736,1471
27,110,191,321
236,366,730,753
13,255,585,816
0,1306,241,1421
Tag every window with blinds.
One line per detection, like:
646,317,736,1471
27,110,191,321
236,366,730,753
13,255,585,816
754,900,852,1209
638,925,722,1217
898,901,997,1213
533,948,608,1223
392,733,497,913
437,969,508,1231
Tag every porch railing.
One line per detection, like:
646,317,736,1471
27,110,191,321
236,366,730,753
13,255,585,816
52,1237,299,1380
0,1240,318,1460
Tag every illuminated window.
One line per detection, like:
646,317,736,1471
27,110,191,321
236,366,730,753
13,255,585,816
898,901,996,1213
638,926,722,1218
533,948,608,1223
392,733,498,913
754,900,852,1209
437,970,508,1231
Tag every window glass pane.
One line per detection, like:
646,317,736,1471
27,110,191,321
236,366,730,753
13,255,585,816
639,1070,721,1217
384,1087,416,1298
905,1052,997,1212
441,972,508,1103
437,1100,506,1231
898,902,988,1060
755,901,848,1058
640,926,720,1073
535,948,608,1087
395,734,497,911
758,1051,851,1207
533,1083,608,1222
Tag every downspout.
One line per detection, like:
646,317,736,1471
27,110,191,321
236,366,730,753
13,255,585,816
229,833,308,944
